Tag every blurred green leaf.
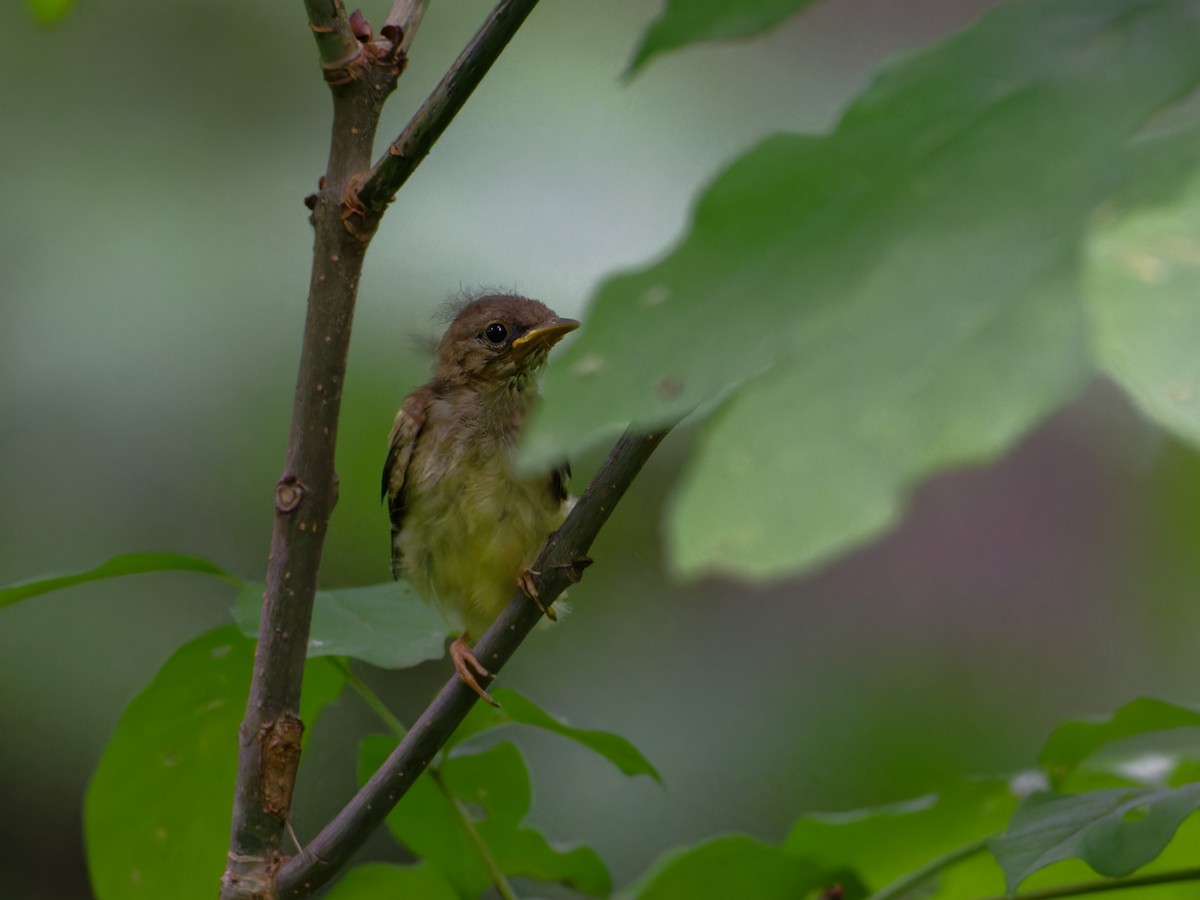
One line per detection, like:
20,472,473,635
989,784,1200,892
24,0,76,25
625,834,823,899
234,580,450,669
1040,698,1200,788
449,687,662,783
628,0,819,75
526,0,1200,579
783,780,1015,898
359,736,611,897
323,862,459,899
85,626,343,900
0,552,240,608
1086,162,1200,448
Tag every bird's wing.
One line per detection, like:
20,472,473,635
382,387,430,579
550,462,571,505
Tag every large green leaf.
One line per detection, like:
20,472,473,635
85,626,344,900
0,552,240,608
525,0,1200,578
782,780,1015,898
359,736,610,897
624,834,823,900
1040,698,1200,788
234,580,450,670
323,862,459,899
1086,157,1200,448
989,784,1200,892
448,687,662,783
628,0,820,75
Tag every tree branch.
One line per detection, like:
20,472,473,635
275,427,673,897
224,0,571,893
356,0,544,218
220,6,423,896
976,866,1200,900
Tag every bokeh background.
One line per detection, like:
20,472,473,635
5,0,1200,896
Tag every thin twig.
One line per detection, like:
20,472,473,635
870,838,989,900
341,660,515,898
276,428,673,896
357,0,544,217
430,769,519,900
975,866,1200,900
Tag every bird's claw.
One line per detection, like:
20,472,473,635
450,635,498,706
519,568,556,620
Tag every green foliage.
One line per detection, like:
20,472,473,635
1040,698,1200,788
323,862,460,899
526,0,1200,579
234,580,451,669
0,552,239,608
84,626,344,900
783,780,1015,897
627,0,819,75
1087,163,1200,447
990,784,1200,891
625,835,824,899
359,736,611,897
450,687,662,783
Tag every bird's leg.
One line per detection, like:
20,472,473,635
518,568,556,620
450,634,499,707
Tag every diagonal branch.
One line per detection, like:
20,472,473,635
356,0,544,218
275,427,673,897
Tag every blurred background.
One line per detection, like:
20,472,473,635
5,0,1200,896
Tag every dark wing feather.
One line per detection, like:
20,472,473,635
550,462,571,504
382,388,430,579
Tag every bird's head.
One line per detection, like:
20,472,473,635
433,294,579,386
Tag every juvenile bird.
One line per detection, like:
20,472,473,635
383,294,579,704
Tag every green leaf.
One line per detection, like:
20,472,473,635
525,0,1200,579
628,0,819,75
85,626,344,900
625,834,823,900
24,0,76,25
359,737,611,897
783,780,1015,898
989,783,1200,892
234,580,450,670
1040,698,1200,788
1086,158,1200,448
449,688,662,783
0,552,240,608
323,862,459,900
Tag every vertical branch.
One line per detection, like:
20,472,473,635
220,3,415,896
223,0,551,895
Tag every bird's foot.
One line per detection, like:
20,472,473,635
450,635,498,707
519,568,556,621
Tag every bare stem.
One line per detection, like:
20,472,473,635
974,867,1200,900
276,428,672,896
357,0,544,217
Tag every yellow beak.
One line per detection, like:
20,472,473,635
511,317,580,352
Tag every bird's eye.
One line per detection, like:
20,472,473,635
483,322,508,344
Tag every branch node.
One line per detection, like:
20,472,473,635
275,477,304,513
320,44,370,86
261,713,305,822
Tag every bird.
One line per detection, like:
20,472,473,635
383,293,579,705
